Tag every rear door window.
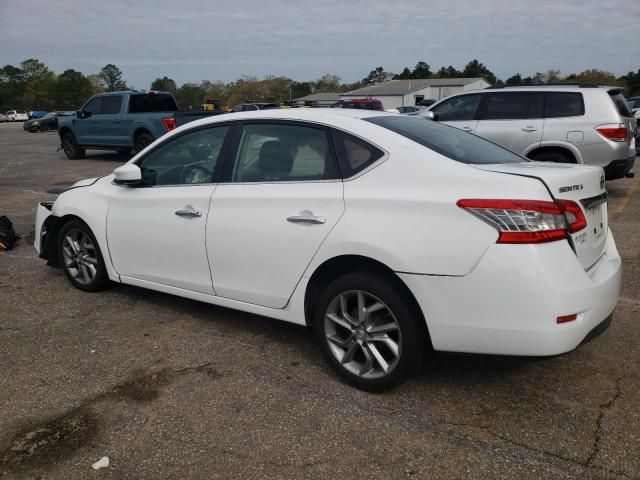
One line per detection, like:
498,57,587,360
101,96,122,114
431,94,481,121
480,93,543,120
129,94,179,113
544,92,584,118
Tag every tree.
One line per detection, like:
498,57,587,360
315,74,342,92
462,59,497,85
175,83,207,110
53,69,94,110
565,69,620,86
362,67,394,86
394,67,412,80
619,69,640,96
434,66,462,78
20,58,55,109
150,76,177,93
290,81,313,99
411,61,431,79
98,64,127,92
505,73,523,85
0,65,25,110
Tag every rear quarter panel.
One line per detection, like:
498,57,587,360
306,133,554,277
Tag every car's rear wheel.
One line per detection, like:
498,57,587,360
41,124,49,132
529,150,574,163
314,271,425,391
61,132,85,160
58,220,110,292
134,132,154,153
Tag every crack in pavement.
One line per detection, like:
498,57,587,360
585,376,625,472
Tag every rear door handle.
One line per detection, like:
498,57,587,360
175,207,202,218
287,213,326,224
521,126,538,132
461,127,473,132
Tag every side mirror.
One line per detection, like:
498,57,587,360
113,163,142,185
423,111,436,121
77,110,91,119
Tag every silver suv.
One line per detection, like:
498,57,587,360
426,84,637,179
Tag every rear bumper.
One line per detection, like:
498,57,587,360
399,231,621,356
604,156,635,180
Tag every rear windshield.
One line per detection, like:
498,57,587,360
609,91,633,118
365,115,525,165
129,93,178,113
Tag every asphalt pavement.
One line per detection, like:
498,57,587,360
1,122,639,479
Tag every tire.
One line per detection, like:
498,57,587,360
41,124,49,132
529,150,574,164
134,132,154,153
61,132,86,160
58,220,110,292
313,271,425,391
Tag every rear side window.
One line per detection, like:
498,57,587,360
129,94,179,113
101,96,122,114
544,93,584,118
480,93,544,120
365,115,525,165
609,92,633,118
331,130,385,177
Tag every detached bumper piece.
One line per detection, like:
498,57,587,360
604,157,635,180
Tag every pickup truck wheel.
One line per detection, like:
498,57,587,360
62,132,86,160
134,133,154,153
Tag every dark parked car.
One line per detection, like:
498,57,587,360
23,112,74,132
331,99,384,110
230,103,279,112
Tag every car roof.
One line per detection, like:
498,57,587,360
176,107,389,132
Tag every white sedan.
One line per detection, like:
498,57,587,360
34,109,621,390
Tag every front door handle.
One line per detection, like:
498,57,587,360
461,127,473,132
521,126,538,132
287,213,326,224
175,207,202,218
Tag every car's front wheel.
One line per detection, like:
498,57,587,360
61,132,86,160
314,271,425,391
58,220,110,292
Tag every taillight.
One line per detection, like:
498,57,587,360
555,199,587,233
457,199,586,244
595,124,627,142
162,117,176,132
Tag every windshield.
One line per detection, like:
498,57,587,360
365,115,526,165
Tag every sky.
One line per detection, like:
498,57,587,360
0,0,638,89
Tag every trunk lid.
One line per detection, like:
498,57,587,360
474,162,608,270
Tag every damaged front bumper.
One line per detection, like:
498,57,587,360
35,201,61,264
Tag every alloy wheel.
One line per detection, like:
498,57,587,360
324,290,402,379
61,229,99,285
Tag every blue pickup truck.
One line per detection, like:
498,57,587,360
58,91,224,159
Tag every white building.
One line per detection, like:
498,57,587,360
340,78,490,109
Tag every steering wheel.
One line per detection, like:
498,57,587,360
181,164,212,184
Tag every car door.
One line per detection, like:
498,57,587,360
107,124,231,294
207,121,344,309
91,95,125,146
75,97,102,144
430,93,482,133
474,92,544,154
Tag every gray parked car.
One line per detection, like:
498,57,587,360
426,84,637,179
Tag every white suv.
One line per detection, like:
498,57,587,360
6,110,28,122
427,84,637,180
